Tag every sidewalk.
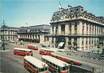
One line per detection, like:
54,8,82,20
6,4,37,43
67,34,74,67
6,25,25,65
0,50,10,52
56,52,104,73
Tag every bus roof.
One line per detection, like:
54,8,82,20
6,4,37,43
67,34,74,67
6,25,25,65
14,48,32,51
28,44,37,46
40,47,66,52
24,56,48,68
40,47,59,52
42,56,69,67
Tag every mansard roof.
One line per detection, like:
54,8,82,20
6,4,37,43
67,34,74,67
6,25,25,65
51,5,104,24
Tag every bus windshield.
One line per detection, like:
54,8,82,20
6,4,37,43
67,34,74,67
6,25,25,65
39,67,48,72
61,66,68,70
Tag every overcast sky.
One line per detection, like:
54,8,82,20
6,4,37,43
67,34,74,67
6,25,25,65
0,0,104,27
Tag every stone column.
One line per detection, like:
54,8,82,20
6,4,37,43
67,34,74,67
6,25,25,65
65,37,69,48
96,25,97,35
88,24,89,35
58,25,61,35
83,38,85,51
71,23,74,35
72,38,74,49
40,35,44,43
49,37,52,44
84,22,86,35
93,25,95,35
65,24,69,35
77,21,82,35
77,38,80,48
50,26,53,35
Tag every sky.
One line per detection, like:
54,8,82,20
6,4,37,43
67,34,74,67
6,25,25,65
0,0,104,27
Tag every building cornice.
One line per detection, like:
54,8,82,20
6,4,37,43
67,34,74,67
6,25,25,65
50,17,104,26
46,34,104,37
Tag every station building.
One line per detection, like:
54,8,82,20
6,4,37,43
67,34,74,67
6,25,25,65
17,24,50,43
0,25,18,42
46,6,104,51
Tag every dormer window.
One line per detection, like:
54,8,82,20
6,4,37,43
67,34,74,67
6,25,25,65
76,8,79,11
70,10,73,12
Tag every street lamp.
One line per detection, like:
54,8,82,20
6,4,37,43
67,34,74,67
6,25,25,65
2,19,6,50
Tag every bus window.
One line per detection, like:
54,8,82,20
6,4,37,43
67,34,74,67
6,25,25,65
61,66,68,70
39,67,48,72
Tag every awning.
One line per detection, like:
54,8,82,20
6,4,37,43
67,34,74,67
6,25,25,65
58,42,64,47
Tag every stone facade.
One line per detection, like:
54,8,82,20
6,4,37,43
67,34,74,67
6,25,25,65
17,24,50,43
0,25,18,42
46,5,104,51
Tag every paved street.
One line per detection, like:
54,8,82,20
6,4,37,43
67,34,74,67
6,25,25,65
0,42,104,73
0,42,29,73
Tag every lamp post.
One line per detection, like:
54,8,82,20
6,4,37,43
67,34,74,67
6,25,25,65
2,19,5,50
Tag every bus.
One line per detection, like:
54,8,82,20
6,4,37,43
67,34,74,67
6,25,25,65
27,44,38,50
13,48,33,56
39,47,57,55
24,56,48,73
42,55,70,73
50,53,81,66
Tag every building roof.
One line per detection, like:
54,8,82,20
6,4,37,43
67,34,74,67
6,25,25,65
42,55,69,67
24,56,48,68
0,25,19,31
51,5,104,24
17,24,50,34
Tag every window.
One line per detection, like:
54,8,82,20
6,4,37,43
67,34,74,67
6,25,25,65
56,25,58,34
39,67,47,72
82,39,84,45
52,26,54,33
76,8,79,11
61,25,65,34
82,25,84,34
74,24,77,34
89,40,90,44
52,37,54,43
61,66,68,70
86,40,88,45
92,39,93,44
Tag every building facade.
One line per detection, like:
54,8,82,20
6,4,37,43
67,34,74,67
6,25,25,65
17,24,50,43
46,6,104,51
0,25,18,42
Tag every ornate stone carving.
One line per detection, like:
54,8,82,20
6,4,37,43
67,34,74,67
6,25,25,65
51,6,104,24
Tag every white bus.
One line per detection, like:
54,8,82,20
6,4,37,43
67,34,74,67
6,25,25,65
24,56,49,73
41,56,70,73
13,48,33,56
39,47,57,55
39,47,66,55
27,44,38,50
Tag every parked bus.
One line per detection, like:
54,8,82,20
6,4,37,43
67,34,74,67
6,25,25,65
42,55,70,73
13,48,33,56
50,53,81,66
27,44,38,50
39,47,57,55
24,56,48,73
